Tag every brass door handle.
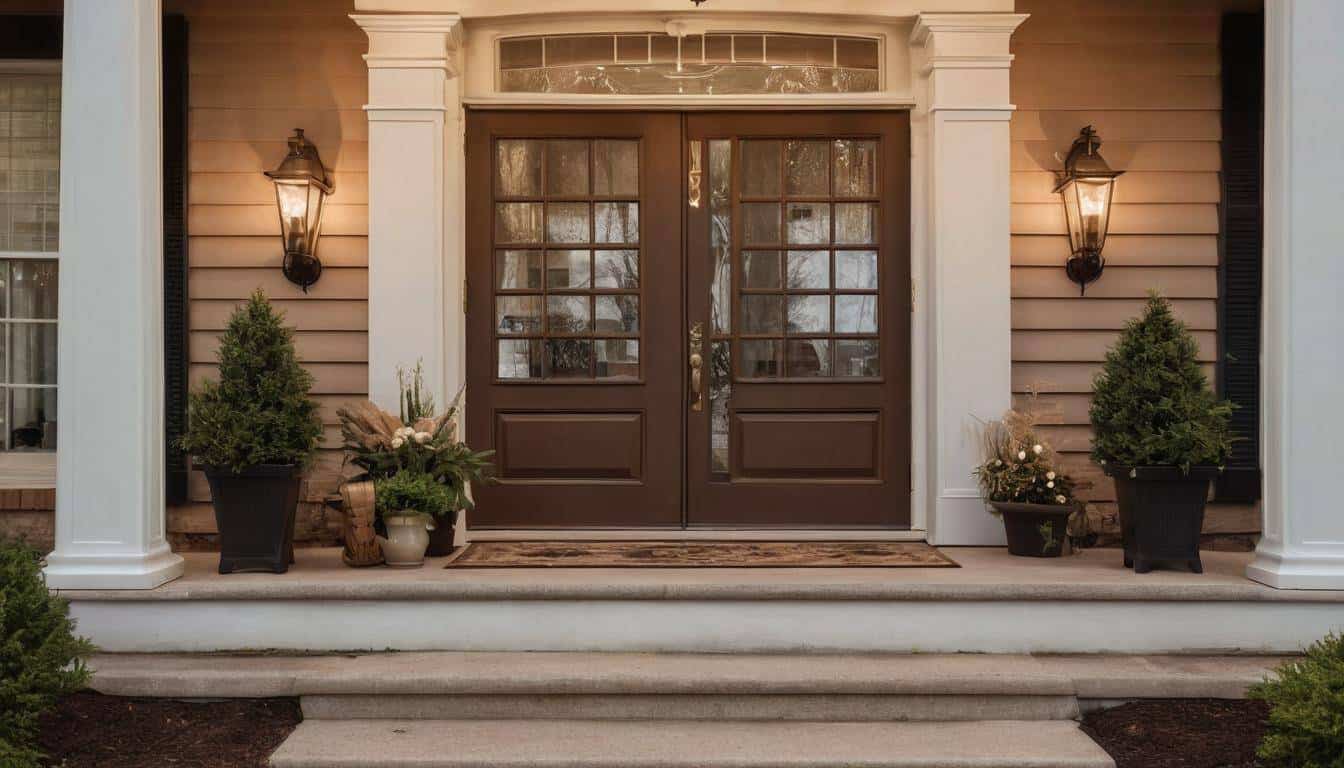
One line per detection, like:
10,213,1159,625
688,322,704,412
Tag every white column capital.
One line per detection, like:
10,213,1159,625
911,12,1026,114
351,13,463,77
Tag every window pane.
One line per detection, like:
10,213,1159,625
786,295,830,334
836,338,880,377
546,202,590,243
741,140,781,197
594,249,639,288
595,339,639,380
786,339,831,377
9,323,56,384
495,202,544,243
496,295,542,335
593,140,639,197
835,202,877,245
834,140,877,198
835,294,878,334
10,387,55,449
742,203,780,245
786,202,830,244
741,251,781,290
835,250,878,290
785,140,829,197
545,139,589,196
785,250,828,290
544,339,592,379
546,295,591,334
594,202,639,244
594,295,639,334
739,339,782,378
496,250,542,290
545,249,591,289
741,295,783,334
498,339,542,380
495,139,542,197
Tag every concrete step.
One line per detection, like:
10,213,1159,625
90,651,1284,722
267,719,1116,768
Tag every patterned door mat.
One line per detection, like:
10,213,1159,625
445,540,957,568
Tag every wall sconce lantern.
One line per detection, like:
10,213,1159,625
266,129,333,292
1054,126,1122,294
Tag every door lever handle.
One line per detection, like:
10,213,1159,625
688,322,704,412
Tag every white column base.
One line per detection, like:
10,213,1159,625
45,543,184,591
1247,549,1344,591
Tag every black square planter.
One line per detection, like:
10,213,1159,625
1109,465,1219,574
202,464,301,574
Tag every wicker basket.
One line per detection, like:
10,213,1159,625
340,480,383,567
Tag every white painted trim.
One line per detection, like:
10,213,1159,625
69,597,1342,654
1246,0,1344,590
43,0,183,590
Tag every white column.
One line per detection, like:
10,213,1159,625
44,0,183,589
912,14,1027,546
351,14,464,412
1246,0,1344,590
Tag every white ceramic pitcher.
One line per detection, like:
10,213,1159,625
378,513,436,567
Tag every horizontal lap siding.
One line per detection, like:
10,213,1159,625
1011,1,1257,539
174,0,367,540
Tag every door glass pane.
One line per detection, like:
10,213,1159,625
595,295,639,334
741,295,783,334
547,202,590,243
547,295,591,334
709,339,731,475
593,140,639,196
496,295,542,335
709,140,732,335
545,249,591,289
497,250,543,290
742,203,781,245
495,202,544,243
786,295,830,334
545,139,589,196
833,140,877,197
498,339,542,379
835,294,878,334
835,250,878,290
741,140,781,197
544,339,592,379
785,140,829,197
495,139,542,196
739,339,782,378
594,249,639,288
786,338,831,377
595,339,639,379
595,202,639,243
786,202,829,244
741,251,781,290
834,202,877,245
786,250,829,290
835,338,880,377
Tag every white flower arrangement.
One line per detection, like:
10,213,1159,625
391,436,405,449
414,431,432,444
1017,450,1027,460
1046,471,1056,480
1033,444,1043,454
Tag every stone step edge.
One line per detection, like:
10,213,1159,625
268,719,1116,768
90,651,1286,701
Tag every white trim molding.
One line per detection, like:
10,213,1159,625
911,12,1026,545
1246,0,1344,590
44,0,183,590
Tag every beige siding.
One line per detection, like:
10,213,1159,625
1010,0,1257,540
174,0,367,541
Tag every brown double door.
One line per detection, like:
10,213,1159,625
466,111,910,529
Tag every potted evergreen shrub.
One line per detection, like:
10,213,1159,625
180,291,322,574
374,470,453,567
338,363,492,557
1090,293,1234,573
974,406,1080,557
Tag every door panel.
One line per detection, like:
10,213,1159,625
685,112,911,527
466,111,683,527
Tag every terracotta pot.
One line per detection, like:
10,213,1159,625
202,464,300,575
989,501,1072,558
1108,465,1219,574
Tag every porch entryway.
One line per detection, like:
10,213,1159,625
466,111,911,529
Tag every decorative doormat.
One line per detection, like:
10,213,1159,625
445,541,958,568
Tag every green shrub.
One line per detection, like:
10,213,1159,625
1250,632,1344,768
1089,292,1234,472
375,471,456,520
180,290,322,472
0,539,93,767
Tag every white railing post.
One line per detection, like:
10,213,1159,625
44,0,183,589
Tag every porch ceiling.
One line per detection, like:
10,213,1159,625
350,0,1015,18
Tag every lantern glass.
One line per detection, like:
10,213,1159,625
1061,176,1115,256
273,179,325,258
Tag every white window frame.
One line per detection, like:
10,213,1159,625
0,59,62,489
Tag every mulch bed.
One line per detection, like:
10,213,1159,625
1081,698,1270,768
38,691,301,768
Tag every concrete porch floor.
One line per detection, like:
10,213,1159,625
57,547,1344,654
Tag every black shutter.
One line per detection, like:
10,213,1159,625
0,15,61,59
163,15,190,505
1216,13,1264,502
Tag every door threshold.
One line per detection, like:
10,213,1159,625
469,529,928,542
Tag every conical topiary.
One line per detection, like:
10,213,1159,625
180,290,322,472
1090,292,1234,472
